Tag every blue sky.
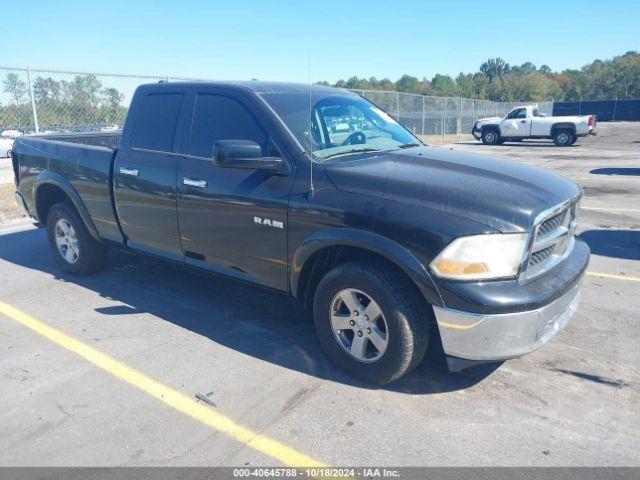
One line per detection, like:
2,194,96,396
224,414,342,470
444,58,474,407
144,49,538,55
3,0,639,83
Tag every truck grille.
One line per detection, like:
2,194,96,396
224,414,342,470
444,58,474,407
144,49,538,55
529,246,555,266
523,201,578,280
537,211,566,238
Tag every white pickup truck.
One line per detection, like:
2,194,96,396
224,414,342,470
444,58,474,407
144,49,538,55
472,105,597,146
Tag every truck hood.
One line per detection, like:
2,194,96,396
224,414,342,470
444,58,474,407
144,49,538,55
475,116,502,126
324,146,581,233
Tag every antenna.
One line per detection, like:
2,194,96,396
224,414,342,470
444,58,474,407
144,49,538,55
308,47,315,200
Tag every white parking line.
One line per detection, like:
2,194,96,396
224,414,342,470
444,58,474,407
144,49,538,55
581,206,640,213
571,177,639,181
0,222,35,235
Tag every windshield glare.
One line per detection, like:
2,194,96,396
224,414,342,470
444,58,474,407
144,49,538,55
260,91,420,161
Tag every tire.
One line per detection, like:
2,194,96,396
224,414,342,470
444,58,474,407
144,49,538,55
497,138,506,145
481,129,500,145
46,202,106,275
553,129,574,147
313,262,430,385
570,136,578,145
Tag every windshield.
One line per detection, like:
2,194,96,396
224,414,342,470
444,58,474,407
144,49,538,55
260,90,420,161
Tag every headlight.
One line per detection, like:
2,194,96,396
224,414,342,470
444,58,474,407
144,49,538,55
430,233,528,280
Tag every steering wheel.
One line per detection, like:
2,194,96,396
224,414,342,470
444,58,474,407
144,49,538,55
341,131,366,146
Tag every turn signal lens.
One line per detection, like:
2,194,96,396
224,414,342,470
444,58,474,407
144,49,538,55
430,233,528,280
434,260,488,275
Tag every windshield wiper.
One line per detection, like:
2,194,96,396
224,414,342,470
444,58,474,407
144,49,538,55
397,142,422,149
322,148,382,160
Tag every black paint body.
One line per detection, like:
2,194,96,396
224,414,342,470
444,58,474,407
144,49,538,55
12,82,588,315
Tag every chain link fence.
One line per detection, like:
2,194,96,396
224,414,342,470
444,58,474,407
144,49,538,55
1,66,553,144
0,67,203,135
354,90,553,142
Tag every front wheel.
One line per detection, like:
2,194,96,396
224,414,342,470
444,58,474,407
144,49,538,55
313,262,430,385
46,202,107,275
481,129,500,145
553,129,574,146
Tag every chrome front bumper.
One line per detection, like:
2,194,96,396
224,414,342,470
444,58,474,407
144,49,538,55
433,280,582,361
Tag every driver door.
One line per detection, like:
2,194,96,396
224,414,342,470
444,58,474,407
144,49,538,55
501,107,531,137
176,91,294,291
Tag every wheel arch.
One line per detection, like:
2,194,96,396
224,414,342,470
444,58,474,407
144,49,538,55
34,172,101,240
480,124,501,136
291,228,443,310
551,122,577,136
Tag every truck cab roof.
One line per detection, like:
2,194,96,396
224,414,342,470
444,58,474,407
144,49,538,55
141,80,346,96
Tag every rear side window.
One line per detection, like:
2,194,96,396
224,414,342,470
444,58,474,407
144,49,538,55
133,93,184,152
189,94,267,158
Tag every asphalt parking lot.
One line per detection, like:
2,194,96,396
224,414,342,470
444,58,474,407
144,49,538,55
0,122,638,467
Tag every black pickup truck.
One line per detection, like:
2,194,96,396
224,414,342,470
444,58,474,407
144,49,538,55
11,82,589,384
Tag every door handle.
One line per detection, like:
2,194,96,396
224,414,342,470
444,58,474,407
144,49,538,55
183,177,207,188
520,120,527,124
119,166,139,176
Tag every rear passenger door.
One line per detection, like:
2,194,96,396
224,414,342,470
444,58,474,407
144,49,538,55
113,89,187,260
177,91,294,290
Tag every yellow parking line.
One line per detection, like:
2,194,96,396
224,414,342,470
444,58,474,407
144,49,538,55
0,300,325,467
586,271,640,283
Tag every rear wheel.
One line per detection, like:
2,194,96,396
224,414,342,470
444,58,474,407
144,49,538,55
481,129,500,145
553,129,574,146
313,262,430,385
46,202,106,275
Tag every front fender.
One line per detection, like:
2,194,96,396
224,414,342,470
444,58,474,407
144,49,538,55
34,172,101,240
291,228,444,307
480,123,502,136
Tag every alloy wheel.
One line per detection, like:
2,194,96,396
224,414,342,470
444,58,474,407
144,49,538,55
330,288,389,362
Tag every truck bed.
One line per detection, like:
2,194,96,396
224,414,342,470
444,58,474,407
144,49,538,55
34,130,122,149
12,136,123,243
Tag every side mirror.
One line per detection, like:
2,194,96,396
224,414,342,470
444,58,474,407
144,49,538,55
213,140,286,173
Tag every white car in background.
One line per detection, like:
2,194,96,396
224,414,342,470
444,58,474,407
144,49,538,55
0,130,23,158
472,105,597,146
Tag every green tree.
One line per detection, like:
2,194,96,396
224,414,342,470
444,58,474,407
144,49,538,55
317,50,639,102
3,73,27,107
102,87,125,122
3,73,28,127
395,74,420,93
431,74,456,96
33,77,61,106
511,62,537,75
479,58,510,82
610,51,640,98
378,78,396,90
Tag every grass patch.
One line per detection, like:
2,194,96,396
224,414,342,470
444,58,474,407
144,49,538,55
0,183,26,224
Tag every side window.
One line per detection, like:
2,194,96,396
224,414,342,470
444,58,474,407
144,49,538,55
508,108,527,119
133,93,184,152
190,94,268,158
